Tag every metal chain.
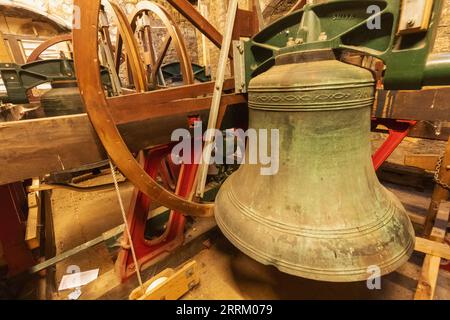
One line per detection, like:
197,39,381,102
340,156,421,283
109,160,144,288
434,153,450,191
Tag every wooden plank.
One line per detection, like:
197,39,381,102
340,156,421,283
414,255,442,300
430,201,450,242
0,31,12,63
252,0,265,31
0,114,105,185
373,87,450,122
234,9,258,38
111,94,245,125
415,237,450,260
129,260,199,300
3,34,25,64
0,75,241,186
25,179,40,250
414,201,449,300
404,154,440,171
107,79,236,116
408,121,450,141
409,213,427,226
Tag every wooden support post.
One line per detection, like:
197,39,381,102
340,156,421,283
129,260,199,300
424,137,450,235
0,32,13,63
414,201,450,300
414,256,442,300
25,179,41,250
252,0,265,31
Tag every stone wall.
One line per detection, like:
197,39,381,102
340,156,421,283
5,0,201,65
434,0,450,53
5,0,74,23
109,0,201,66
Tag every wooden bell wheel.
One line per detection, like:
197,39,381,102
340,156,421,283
116,1,194,89
72,0,214,217
26,34,72,63
102,0,148,93
24,34,73,103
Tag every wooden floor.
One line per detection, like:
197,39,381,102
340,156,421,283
48,175,450,300
183,234,450,300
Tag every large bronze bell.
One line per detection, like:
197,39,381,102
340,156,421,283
215,50,415,282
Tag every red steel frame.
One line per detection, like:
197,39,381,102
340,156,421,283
371,118,417,171
116,141,201,281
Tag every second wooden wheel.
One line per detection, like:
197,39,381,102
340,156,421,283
118,1,195,89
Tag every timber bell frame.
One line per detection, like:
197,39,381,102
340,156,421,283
72,0,258,218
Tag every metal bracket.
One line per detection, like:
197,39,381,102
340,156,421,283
0,59,113,104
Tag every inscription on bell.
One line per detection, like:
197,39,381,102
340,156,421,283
249,88,373,105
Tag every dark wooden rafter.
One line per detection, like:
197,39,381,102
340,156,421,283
167,0,224,50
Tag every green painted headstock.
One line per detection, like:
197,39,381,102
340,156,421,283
244,0,446,90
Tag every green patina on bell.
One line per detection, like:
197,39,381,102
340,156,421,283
215,50,415,282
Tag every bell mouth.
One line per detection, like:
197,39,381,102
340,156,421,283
275,49,337,66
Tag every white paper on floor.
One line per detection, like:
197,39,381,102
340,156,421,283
68,289,82,300
58,269,99,291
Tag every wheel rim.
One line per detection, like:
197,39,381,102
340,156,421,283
72,0,214,217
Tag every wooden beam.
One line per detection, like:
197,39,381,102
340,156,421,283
129,260,199,300
425,141,450,235
414,201,449,300
414,255,441,300
111,94,245,125
108,79,236,115
373,87,450,122
0,95,246,185
234,9,258,38
404,154,440,171
408,122,450,141
167,0,224,50
25,179,41,250
430,201,450,242
0,31,12,63
409,213,427,226
0,114,105,185
415,237,450,260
